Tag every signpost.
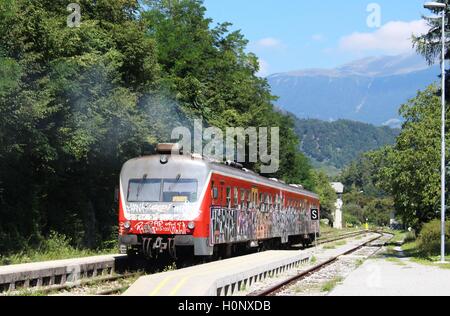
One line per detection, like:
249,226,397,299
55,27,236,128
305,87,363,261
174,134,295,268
311,209,319,249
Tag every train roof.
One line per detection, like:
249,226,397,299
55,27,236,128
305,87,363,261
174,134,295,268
124,154,319,200
207,161,319,200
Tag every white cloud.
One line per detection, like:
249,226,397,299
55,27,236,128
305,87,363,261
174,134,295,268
339,20,429,55
255,37,283,49
383,118,402,129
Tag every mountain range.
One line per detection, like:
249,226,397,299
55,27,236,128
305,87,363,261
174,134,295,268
268,54,439,127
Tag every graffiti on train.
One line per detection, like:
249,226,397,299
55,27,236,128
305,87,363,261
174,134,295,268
210,206,317,245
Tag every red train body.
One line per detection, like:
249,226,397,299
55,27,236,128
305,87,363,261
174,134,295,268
118,148,320,259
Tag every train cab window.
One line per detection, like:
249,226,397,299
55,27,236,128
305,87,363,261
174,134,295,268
226,187,232,209
128,178,198,203
128,179,161,202
162,179,198,203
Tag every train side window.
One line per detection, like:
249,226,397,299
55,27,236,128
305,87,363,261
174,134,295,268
265,194,269,211
240,189,246,209
212,187,218,200
259,193,265,212
252,189,259,208
226,187,231,209
259,193,263,206
247,190,251,208
233,187,239,209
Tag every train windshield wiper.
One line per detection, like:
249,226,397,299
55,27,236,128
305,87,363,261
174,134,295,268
168,174,182,191
135,174,148,201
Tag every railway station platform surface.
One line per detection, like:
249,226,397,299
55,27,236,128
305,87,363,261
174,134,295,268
124,250,310,296
330,251,450,296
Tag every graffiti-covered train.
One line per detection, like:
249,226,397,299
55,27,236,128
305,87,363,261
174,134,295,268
118,144,320,260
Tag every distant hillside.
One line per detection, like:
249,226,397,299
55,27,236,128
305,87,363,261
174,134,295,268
292,117,400,170
268,54,439,127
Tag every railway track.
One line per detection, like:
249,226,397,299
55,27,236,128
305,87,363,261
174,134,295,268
0,230,373,296
316,230,367,246
250,232,393,296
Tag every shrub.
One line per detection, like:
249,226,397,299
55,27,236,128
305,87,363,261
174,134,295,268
404,231,417,243
417,220,450,256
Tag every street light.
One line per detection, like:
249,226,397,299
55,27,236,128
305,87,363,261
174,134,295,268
424,1,447,263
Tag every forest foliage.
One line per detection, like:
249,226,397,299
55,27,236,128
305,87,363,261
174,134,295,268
293,117,399,169
0,0,324,253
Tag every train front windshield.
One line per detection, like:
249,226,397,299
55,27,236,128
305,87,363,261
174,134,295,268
127,178,198,203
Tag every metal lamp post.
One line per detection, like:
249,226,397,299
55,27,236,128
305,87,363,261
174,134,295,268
424,1,447,263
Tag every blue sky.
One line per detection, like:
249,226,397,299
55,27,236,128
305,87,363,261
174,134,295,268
204,0,431,76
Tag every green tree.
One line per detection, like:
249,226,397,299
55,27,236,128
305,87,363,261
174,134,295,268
0,0,315,254
363,198,393,227
142,0,313,187
376,85,448,229
311,170,336,223
0,0,158,251
413,0,450,100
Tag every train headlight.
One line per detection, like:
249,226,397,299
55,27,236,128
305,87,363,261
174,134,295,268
124,221,131,230
188,221,195,230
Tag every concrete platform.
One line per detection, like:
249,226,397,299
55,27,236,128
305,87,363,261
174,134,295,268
124,251,310,296
0,254,126,292
330,256,450,296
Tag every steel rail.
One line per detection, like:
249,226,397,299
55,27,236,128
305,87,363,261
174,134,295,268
251,233,389,296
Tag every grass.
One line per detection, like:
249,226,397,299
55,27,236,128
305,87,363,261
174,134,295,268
0,232,118,266
310,256,317,264
321,276,343,292
7,289,48,297
401,240,450,270
162,262,178,272
385,257,407,266
323,240,347,250
388,230,408,244
319,225,359,237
